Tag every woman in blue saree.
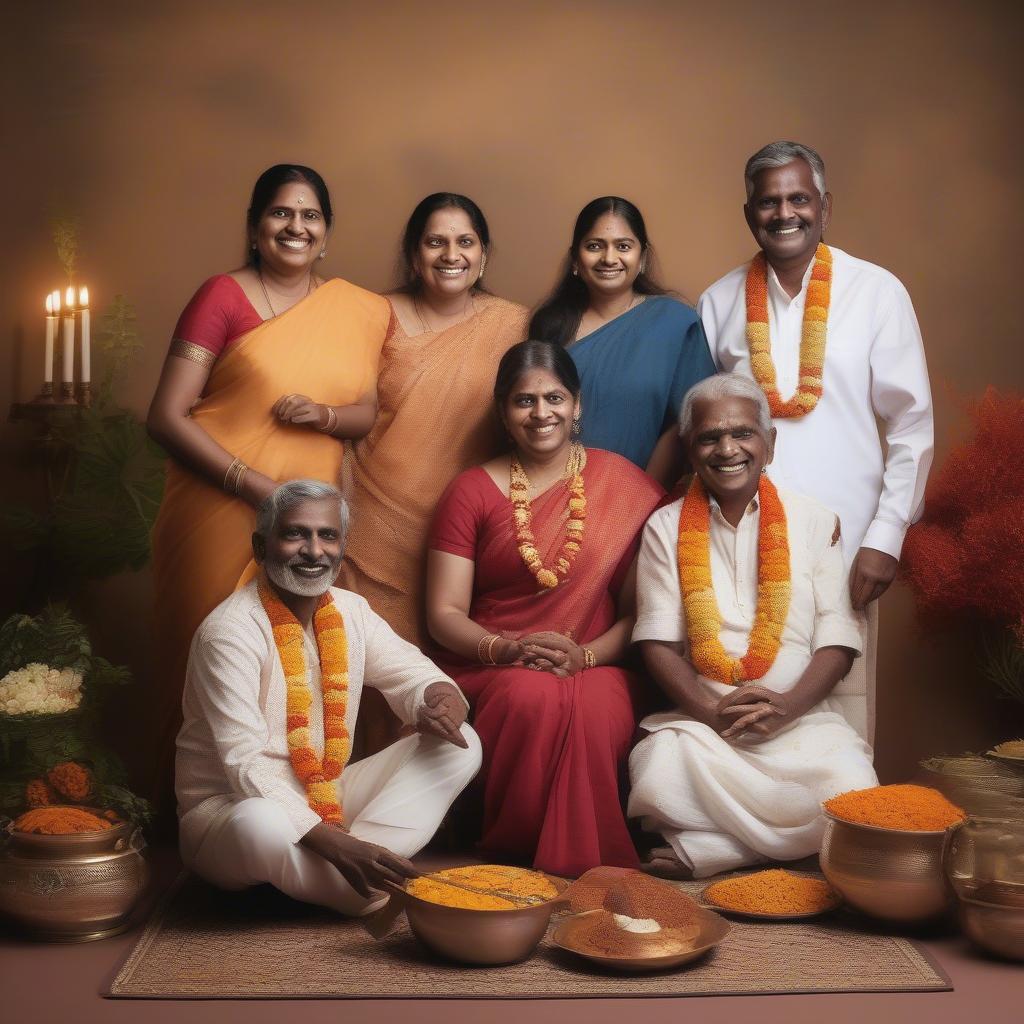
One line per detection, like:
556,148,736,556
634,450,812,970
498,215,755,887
529,197,715,487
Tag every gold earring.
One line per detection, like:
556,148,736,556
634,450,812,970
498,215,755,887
479,255,487,280
319,249,327,259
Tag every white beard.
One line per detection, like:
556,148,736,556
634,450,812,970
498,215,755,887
264,560,337,598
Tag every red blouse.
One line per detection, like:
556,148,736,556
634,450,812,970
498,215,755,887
172,275,263,357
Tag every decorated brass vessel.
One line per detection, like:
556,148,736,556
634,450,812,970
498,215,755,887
0,813,149,941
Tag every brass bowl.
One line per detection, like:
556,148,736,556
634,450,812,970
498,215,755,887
551,908,730,972
820,811,952,924
392,876,568,965
956,882,1024,962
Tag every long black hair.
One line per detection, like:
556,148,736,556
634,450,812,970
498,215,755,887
245,164,333,267
395,192,491,293
528,196,668,346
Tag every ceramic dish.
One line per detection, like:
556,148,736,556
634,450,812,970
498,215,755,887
550,909,730,972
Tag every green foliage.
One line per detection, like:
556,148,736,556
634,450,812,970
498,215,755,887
1,408,165,583
0,605,92,676
51,215,80,280
982,626,1024,703
95,295,141,407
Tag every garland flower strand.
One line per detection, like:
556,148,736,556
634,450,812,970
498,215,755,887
511,442,586,590
745,242,832,418
677,475,791,685
257,575,350,824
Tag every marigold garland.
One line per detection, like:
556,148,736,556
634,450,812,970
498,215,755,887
677,475,791,685
257,575,350,825
746,242,832,418
510,443,586,590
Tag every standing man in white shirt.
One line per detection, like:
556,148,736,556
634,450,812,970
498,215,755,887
698,141,934,737
176,479,481,916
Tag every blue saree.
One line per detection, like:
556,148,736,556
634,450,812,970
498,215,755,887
568,296,716,468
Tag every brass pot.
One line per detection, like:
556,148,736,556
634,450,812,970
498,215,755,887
820,811,952,924
944,816,1024,960
0,813,150,941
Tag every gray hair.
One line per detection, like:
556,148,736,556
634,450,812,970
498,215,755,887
255,479,350,539
678,373,773,438
744,141,826,201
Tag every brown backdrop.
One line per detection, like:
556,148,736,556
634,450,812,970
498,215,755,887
2,0,1022,785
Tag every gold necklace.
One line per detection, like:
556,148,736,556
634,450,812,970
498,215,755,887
412,292,475,334
258,272,316,319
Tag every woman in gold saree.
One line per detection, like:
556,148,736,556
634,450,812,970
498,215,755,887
147,165,390,802
340,194,528,651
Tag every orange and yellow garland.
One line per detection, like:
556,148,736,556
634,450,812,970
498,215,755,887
746,242,832,418
510,443,586,590
258,575,350,824
677,475,791,685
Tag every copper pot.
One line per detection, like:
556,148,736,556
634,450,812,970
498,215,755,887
820,811,952,924
0,813,150,941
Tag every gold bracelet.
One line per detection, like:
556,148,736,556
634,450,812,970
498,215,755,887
319,405,338,434
223,457,248,495
487,634,502,664
477,634,493,664
582,647,596,670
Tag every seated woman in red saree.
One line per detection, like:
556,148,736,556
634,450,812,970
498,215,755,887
426,341,664,877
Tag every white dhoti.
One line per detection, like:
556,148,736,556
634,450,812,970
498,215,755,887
180,727,482,916
628,707,877,878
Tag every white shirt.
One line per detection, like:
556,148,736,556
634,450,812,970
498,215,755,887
176,581,465,844
698,246,934,563
633,486,864,705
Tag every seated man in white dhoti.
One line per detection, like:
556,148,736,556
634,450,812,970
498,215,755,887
627,374,878,879
176,480,482,915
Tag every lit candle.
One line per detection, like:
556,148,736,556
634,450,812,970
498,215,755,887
78,286,90,384
62,286,76,387
44,293,56,385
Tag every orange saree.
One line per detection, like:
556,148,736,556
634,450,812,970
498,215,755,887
149,279,389,799
340,294,528,647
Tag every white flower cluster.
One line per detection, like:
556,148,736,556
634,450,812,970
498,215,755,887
0,663,84,716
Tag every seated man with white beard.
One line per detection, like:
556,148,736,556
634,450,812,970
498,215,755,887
176,480,482,915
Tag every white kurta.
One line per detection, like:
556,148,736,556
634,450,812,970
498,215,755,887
627,488,878,877
698,246,934,565
176,581,482,914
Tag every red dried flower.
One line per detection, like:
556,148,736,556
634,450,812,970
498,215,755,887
46,761,93,803
25,778,58,808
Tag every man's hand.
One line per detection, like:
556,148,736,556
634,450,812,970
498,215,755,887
849,546,899,610
300,823,419,899
715,685,796,742
417,681,469,747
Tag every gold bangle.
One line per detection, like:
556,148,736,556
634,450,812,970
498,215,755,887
486,634,502,665
477,634,493,664
319,405,337,434
582,647,596,670
223,457,248,495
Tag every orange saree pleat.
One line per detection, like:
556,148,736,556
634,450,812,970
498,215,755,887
149,280,389,805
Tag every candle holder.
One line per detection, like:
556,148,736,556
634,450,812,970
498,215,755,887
30,382,56,404
59,382,77,404
76,382,92,408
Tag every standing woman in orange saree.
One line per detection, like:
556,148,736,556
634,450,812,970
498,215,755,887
340,194,528,650
146,165,390,802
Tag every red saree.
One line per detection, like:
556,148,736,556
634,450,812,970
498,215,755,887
430,449,664,876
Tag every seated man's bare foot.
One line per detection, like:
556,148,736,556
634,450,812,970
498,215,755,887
641,846,694,880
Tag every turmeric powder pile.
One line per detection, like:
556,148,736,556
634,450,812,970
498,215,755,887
406,864,558,910
824,783,965,831
14,806,113,834
704,870,839,915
